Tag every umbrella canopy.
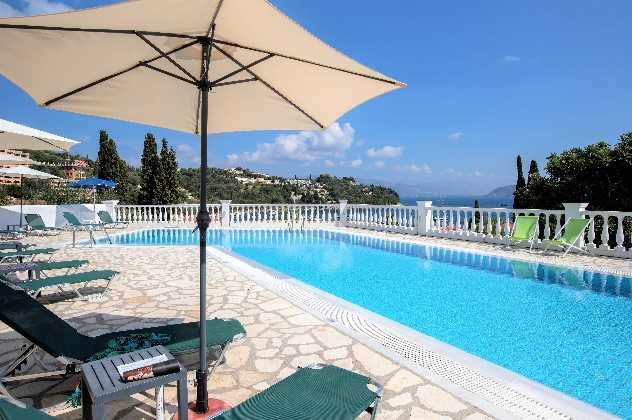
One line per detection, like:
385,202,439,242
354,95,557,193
69,177,116,189
0,152,36,165
0,166,59,180
0,118,79,151
0,0,403,413
0,166,59,226
0,0,403,134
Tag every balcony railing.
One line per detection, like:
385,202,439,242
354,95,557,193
109,200,632,259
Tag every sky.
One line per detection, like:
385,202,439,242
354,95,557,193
1,0,631,196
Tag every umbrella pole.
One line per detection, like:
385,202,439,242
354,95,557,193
195,36,212,413
19,174,23,227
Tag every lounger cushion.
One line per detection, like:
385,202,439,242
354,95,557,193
215,364,377,420
0,248,57,258
0,399,53,419
93,318,245,356
15,270,118,292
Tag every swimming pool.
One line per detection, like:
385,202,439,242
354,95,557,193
97,228,632,417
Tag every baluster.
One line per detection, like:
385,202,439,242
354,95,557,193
587,214,596,249
494,211,501,239
600,215,609,249
616,216,625,252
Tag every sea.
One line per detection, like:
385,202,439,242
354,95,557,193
400,196,513,208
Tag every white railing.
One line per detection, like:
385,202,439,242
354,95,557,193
584,210,632,259
346,204,417,234
110,200,632,259
115,204,221,224
229,203,339,226
427,207,564,244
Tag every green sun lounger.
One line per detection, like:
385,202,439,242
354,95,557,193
543,217,591,256
1,269,118,299
63,212,112,246
214,364,382,420
62,212,101,230
0,242,33,251
0,281,246,400
1,259,90,275
0,397,54,419
97,210,128,229
0,248,57,263
509,215,539,251
24,214,62,236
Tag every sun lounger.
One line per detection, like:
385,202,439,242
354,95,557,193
24,214,62,236
1,269,118,299
0,242,34,251
63,212,112,246
0,259,89,276
0,248,57,263
0,281,246,399
543,217,591,256
97,210,128,229
509,215,539,251
213,364,382,420
0,397,54,419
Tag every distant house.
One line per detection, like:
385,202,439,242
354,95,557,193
0,149,36,184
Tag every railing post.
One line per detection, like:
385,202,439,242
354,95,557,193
102,200,119,221
220,200,232,228
417,201,433,236
563,202,589,246
338,200,348,226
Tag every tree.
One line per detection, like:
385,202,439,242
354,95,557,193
159,138,181,204
513,155,528,209
139,133,161,204
96,130,131,203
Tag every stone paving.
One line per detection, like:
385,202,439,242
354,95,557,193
1,225,630,419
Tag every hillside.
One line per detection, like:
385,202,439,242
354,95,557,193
484,185,514,198
178,167,399,204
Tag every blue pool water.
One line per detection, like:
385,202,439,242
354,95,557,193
97,229,632,417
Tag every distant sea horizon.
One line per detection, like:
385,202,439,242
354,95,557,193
400,195,513,208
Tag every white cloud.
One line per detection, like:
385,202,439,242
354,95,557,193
0,0,72,16
176,143,201,166
373,160,385,169
448,131,464,141
397,164,431,174
366,145,403,159
473,170,483,177
501,55,521,62
350,159,362,168
228,122,355,164
324,160,335,168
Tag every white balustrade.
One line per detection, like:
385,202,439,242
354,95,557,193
115,204,221,225
583,211,632,258
111,201,632,259
345,204,417,233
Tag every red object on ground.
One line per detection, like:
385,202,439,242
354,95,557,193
176,399,232,419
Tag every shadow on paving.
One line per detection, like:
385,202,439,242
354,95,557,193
1,312,224,418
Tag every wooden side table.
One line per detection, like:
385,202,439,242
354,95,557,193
81,345,188,420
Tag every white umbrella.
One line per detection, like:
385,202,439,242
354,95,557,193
0,118,79,151
0,166,59,226
0,1,403,413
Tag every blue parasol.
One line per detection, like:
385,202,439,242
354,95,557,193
69,177,116,222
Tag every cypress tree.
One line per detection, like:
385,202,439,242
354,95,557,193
159,138,181,204
139,133,161,204
96,130,131,202
527,160,539,188
513,155,528,209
